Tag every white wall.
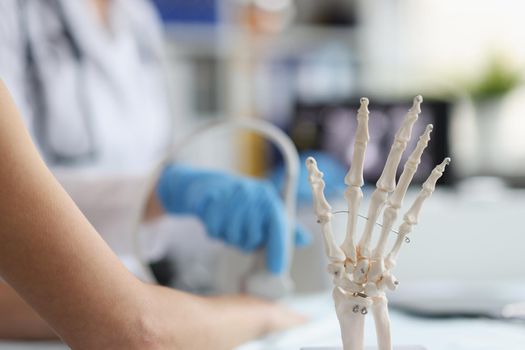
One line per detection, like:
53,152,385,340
358,0,525,95
293,186,525,293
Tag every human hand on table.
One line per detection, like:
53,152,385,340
139,285,306,350
157,165,310,274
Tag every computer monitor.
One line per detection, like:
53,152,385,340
289,98,453,185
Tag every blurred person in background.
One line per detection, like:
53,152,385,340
0,79,305,348
0,0,308,340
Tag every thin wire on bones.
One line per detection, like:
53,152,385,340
319,210,411,243
312,107,413,245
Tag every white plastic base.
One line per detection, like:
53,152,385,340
301,347,426,350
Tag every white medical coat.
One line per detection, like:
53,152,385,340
0,0,180,280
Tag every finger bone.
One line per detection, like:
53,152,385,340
357,96,423,259
306,157,346,262
386,157,451,266
341,98,369,263
372,124,433,261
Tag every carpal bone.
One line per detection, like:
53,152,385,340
378,273,399,291
357,96,423,258
344,259,355,274
367,257,386,283
341,97,370,263
327,262,346,278
353,258,370,284
306,157,346,262
364,282,379,297
333,275,363,293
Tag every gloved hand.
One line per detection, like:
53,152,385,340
156,164,310,274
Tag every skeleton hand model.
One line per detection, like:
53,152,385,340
306,96,450,350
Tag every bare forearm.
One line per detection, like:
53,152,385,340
0,81,150,347
205,294,301,347
143,286,303,350
0,80,303,349
0,280,288,349
0,283,56,340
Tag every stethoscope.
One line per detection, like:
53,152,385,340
19,0,96,164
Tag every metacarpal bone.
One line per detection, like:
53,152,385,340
357,189,388,259
385,222,410,270
341,98,369,263
341,187,362,263
306,157,346,262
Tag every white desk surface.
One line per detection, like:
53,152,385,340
1,293,523,350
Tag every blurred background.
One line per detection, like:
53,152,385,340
150,3,525,345
1,0,524,349
152,0,525,288
155,0,525,178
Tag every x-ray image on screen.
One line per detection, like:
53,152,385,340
290,99,452,185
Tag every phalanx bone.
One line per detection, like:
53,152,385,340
306,96,450,350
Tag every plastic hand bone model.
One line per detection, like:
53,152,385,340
306,96,450,350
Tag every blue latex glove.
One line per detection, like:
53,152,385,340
157,164,310,274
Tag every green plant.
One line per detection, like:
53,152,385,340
468,55,521,101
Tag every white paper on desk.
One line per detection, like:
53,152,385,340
388,280,525,319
